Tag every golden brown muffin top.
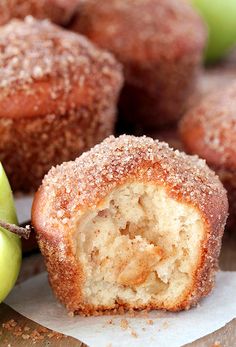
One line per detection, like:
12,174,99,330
33,135,227,238
0,16,123,118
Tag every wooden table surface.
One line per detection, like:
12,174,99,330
1,231,235,347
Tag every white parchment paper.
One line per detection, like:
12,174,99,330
5,271,236,347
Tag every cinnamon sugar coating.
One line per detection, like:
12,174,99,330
180,83,236,228
0,0,78,26
34,135,227,230
180,83,236,170
0,17,123,119
70,0,206,128
32,135,228,315
0,17,123,192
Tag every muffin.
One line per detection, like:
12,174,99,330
32,135,228,315
180,83,236,228
70,0,206,128
0,17,123,192
0,0,78,26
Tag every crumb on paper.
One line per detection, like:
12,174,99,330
22,334,30,340
120,319,129,330
119,317,139,338
131,329,138,338
146,319,154,325
106,319,114,325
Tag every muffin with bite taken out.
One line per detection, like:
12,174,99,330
32,135,228,315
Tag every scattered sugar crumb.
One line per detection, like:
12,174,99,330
106,319,114,325
146,319,154,325
120,319,129,330
162,321,169,329
131,329,138,338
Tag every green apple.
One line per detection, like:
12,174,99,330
0,163,21,302
192,0,236,63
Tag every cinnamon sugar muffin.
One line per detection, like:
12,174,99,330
0,0,78,26
70,0,206,128
0,17,123,192
180,83,236,229
32,135,228,315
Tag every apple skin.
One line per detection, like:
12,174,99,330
0,163,21,302
192,0,236,63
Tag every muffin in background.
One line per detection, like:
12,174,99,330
180,83,236,229
0,17,123,192
71,0,207,129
